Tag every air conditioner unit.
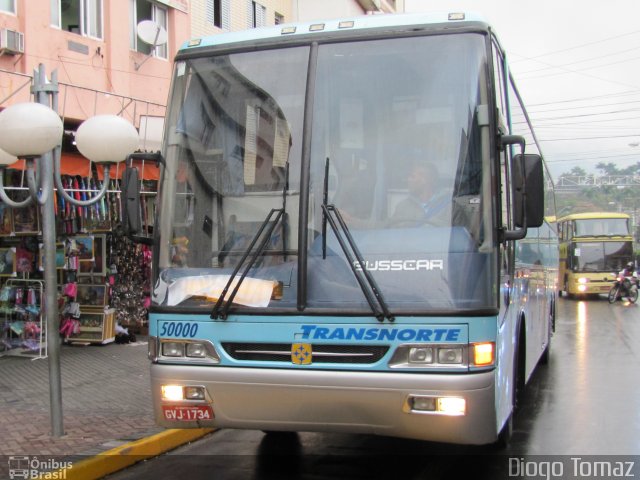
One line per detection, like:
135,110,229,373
0,28,24,55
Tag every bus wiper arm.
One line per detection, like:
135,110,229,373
321,203,394,323
282,163,289,261
321,158,393,322
211,208,284,320
322,158,329,259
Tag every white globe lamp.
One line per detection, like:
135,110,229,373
0,103,63,158
75,115,139,164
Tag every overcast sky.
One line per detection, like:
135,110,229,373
404,0,640,179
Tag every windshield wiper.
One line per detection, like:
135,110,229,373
321,158,394,323
211,164,289,320
211,208,284,319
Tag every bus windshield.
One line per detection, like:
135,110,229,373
572,241,633,272
154,33,496,313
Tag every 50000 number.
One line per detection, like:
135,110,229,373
160,322,198,338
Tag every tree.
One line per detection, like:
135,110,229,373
555,165,636,215
595,161,640,176
558,166,588,180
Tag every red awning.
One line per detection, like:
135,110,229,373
8,153,160,181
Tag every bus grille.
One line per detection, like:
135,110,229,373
221,342,389,364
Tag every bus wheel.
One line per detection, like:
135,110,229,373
494,321,525,449
514,325,526,409
540,331,551,365
563,280,573,299
540,301,554,365
495,413,513,449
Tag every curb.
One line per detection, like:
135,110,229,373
56,428,215,480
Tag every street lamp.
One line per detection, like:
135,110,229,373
57,114,139,207
0,102,62,208
0,64,138,437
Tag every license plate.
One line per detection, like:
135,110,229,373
162,405,214,421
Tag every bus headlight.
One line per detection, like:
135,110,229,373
162,342,184,357
409,396,436,411
437,397,466,416
577,277,589,292
184,386,206,400
390,343,494,369
437,347,463,364
161,385,184,401
161,385,207,401
409,347,433,364
389,344,469,369
405,395,466,416
186,343,207,358
158,339,220,364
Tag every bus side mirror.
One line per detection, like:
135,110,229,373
513,153,544,229
501,134,545,241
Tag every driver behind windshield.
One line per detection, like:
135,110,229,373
389,163,449,227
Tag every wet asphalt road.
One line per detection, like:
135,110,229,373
108,296,640,479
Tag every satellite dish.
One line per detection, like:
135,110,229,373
137,20,168,47
135,20,168,70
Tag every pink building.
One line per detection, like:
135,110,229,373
0,0,396,152
0,0,189,149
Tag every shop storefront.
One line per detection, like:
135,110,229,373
0,156,157,357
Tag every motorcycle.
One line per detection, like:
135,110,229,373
608,270,639,304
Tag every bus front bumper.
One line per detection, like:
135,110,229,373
573,281,614,295
150,364,498,445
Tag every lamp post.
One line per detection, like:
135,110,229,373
0,64,138,437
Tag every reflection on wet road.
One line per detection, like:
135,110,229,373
510,296,640,455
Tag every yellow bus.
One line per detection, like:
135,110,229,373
557,212,633,297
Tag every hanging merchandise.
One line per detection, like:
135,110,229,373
49,171,154,236
111,179,122,225
60,298,81,342
0,165,157,349
15,246,34,273
59,316,80,339
0,279,46,358
63,282,77,299
109,228,150,331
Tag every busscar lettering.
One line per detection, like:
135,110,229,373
354,259,444,271
299,325,461,342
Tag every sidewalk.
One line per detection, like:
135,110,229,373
0,337,212,479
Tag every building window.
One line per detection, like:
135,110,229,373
52,0,103,39
206,0,220,28
274,12,283,25
0,0,16,13
248,1,266,28
206,0,230,30
130,0,168,59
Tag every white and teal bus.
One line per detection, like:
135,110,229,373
142,12,558,446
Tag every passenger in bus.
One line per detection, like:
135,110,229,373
388,163,449,227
